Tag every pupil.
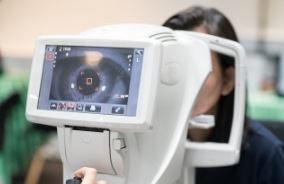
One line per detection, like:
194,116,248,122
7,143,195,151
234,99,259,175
77,69,100,95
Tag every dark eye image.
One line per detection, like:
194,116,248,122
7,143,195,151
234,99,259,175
77,68,100,96
49,50,130,105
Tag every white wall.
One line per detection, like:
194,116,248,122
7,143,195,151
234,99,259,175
266,0,284,41
1,0,283,90
0,0,263,58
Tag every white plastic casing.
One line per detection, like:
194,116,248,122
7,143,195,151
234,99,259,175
25,24,246,184
26,34,162,132
179,31,246,167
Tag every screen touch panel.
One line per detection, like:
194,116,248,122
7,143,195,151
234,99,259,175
38,45,144,116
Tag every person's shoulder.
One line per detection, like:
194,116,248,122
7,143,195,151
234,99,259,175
246,119,284,156
248,120,282,144
242,120,284,183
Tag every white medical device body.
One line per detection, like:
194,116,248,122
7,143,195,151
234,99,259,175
182,31,246,167
26,24,245,184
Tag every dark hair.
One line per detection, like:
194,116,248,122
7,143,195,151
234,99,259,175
163,6,244,143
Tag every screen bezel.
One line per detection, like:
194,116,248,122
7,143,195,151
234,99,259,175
26,36,162,131
38,45,143,117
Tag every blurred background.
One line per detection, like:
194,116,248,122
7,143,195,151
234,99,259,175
0,0,284,183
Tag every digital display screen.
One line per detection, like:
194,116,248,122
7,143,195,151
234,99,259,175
37,45,144,116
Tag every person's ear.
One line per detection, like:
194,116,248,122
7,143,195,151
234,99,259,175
221,67,235,96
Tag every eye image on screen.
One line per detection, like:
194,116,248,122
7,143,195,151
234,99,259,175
38,45,144,116
51,49,130,104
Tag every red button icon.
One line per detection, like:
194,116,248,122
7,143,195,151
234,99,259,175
46,52,55,60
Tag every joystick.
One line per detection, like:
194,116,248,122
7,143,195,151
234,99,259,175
66,177,82,184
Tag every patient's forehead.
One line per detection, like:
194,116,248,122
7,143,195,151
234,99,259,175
191,25,207,34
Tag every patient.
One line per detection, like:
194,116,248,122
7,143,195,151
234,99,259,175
74,6,284,184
